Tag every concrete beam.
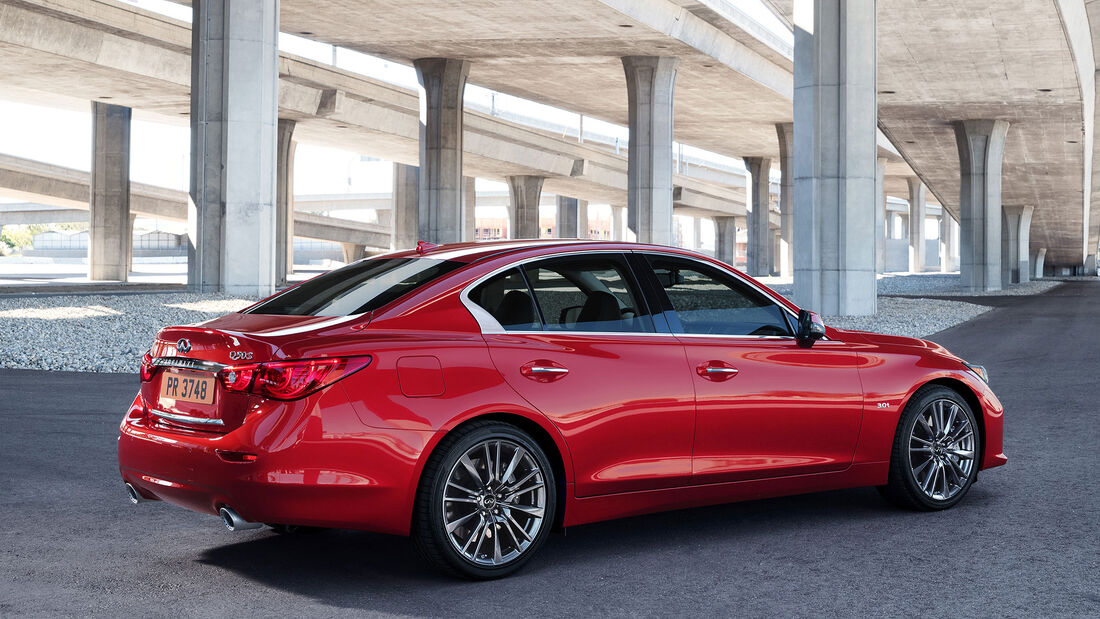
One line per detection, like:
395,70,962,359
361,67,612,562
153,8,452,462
954,119,1009,292
623,56,678,246
189,0,279,295
294,212,391,248
414,58,469,244
88,101,132,282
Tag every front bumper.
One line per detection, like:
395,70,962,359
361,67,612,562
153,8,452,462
117,390,434,536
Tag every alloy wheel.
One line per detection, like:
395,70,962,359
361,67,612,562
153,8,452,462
441,438,547,566
907,398,976,501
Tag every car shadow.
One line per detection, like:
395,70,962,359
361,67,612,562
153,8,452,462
197,485,925,612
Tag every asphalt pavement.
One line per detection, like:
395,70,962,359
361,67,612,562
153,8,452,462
1,281,1098,617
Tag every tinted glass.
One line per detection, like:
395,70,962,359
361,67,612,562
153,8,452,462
524,256,653,333
646,256,792,336
246,258,463,316
467,269,540,331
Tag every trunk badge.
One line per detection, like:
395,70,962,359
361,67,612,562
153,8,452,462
176,338,192,354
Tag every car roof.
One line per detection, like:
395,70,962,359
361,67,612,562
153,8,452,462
380,239,703,264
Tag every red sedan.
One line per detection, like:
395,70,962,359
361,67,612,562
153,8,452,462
119,240,1006,578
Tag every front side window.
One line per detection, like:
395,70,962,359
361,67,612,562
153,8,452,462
246,258,464,316
646,255,793,337
524,256,653,333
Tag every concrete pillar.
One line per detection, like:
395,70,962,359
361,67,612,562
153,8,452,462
275,118,296,287
908,177,926,273
577,200,589,239
874,157,886,274
506,175,544,239
622,56,678,245
772,227,782,275
89,101,132,282
413,58,470,244
776,123,794,278
954,119,1009,292
939,213,959,273
189,0,279,295
392,163,419,250
714,216,736,266
1085,254,1097,276
1002,205,1034,285
692,217,704,250
1033,247,1046,279
792,0,878,315
611,206,625,241
463,176,477,242
341,243,365,263
743,157,773,277
555,196,580,238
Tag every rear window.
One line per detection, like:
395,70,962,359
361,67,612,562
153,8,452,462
246,258,464,316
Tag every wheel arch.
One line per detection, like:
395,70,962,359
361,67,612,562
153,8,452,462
410,410,572,532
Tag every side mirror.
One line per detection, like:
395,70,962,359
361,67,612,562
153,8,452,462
796,309,826,348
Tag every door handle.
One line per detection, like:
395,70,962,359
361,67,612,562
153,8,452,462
697,361,739,381
520,360,569,382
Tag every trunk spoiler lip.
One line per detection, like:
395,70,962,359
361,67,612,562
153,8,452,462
150,356,227,373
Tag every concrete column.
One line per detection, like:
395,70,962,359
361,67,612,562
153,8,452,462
275,118,296,287
555,196,580,238
792,0,878,315
714,216,736,266
954,119,1009,292
1033,247,1046,279
776,122,794,278
692,217,704,250
772,227,782,275
940,213,959,273
611,206,625,241
622,56,678,246
463,176,477,242
743,157,772,277
908,177,926,273
1085,254,1097,276
413,58,470,244
89,101,132,282
392,163,419,250
189,0,279,295
341,243,365,263
507,175,544,239
577,200,589,239
874,157,886,274
1002,205,1034,285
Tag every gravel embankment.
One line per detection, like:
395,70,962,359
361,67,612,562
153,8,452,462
0,293,256,373
876,272,1063,297
823,296,990,338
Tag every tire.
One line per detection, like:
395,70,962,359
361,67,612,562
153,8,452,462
880,385,981,510
412,420,557,579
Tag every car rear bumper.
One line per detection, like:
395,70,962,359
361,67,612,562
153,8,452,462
117,392,434,536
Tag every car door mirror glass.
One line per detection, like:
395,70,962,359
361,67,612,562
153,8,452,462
796,309,827,347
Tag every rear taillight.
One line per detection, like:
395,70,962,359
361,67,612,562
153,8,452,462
217,356,371,400
139,352,155,382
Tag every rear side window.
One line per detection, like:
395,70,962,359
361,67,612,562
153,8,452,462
246,258,463,316
467,269,540,331
646,255,793,337
523,256,653,333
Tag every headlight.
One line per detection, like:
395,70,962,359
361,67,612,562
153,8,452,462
964,362,989,384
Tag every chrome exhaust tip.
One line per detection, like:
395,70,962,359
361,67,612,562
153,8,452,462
219,506,263,532
125,483,152,504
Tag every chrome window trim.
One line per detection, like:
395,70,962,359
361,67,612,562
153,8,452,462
148,408,225,426
151,356,227,373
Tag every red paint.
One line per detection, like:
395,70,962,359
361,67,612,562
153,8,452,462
118,240,1006,537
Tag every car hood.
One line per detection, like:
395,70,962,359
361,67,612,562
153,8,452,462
827,326,960,360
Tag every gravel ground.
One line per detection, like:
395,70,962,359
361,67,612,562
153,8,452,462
823,296,990,338
876,272,1064,296
0,293,257,372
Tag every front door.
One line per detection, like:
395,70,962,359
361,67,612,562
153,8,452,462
640,254,864,484
467,253,695,497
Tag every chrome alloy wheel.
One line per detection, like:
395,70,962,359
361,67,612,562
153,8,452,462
441,438,547,566
908,398,976,501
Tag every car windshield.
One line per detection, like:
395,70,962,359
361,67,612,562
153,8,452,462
245,258,464,316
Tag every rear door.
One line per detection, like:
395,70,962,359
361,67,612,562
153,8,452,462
469,252,696,497
638,253,864,484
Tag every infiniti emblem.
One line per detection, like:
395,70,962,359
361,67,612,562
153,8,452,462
176,338,192,354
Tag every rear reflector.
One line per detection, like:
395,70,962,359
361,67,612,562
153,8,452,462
217,356,371,401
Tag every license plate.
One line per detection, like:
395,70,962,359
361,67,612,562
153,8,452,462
159,370,215,405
